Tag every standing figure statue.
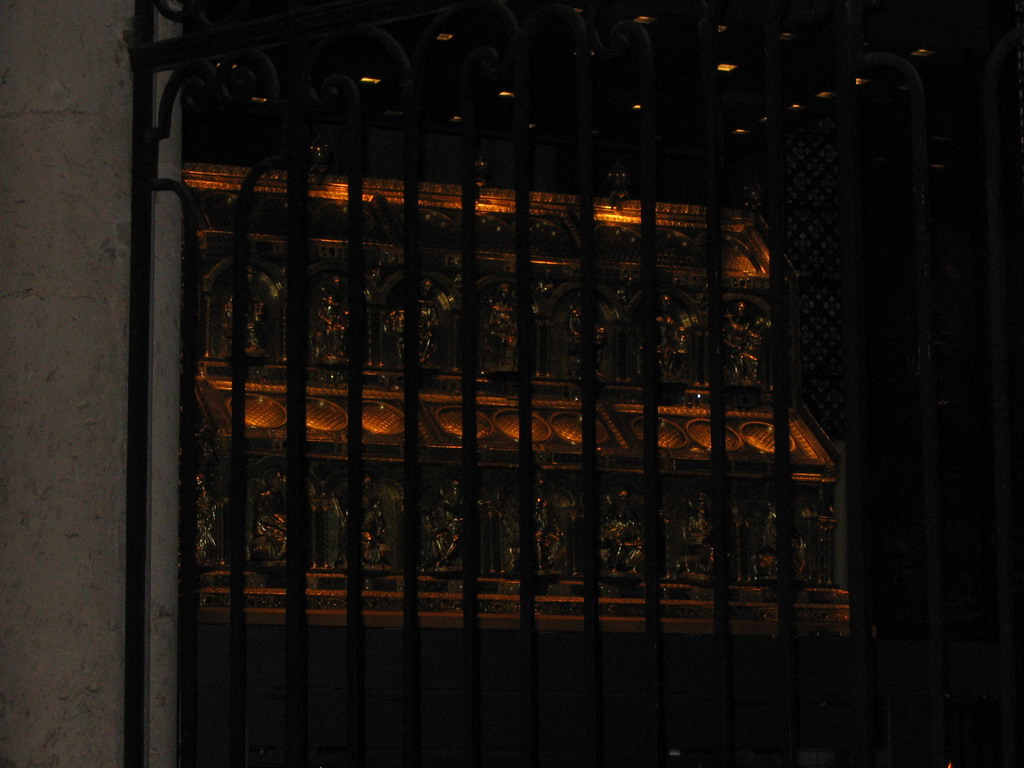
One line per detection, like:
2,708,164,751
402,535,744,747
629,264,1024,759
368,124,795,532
655,295,690,381
566,300,607,379
221,281,268,358
195,473,221,565
417,279,440,367
385,279,442,367
251,471,286,561
567,302,582,378
752,502,808,581
533,480,562,573
723,300,764,386
313,278,348,364
601,489,643,573
361,476,390,568
753,503,778,580
482,283,517,372
677,491,713,575
426,479,464,569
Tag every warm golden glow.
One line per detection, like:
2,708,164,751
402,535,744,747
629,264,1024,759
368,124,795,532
250,97,268,104
634,15,656,24
717,63,738,72
449,115,462,123
787,103,805,111
362,402,404,435
359,77,381,85
816,91,835,99
497,91,514,98
779,32,797,40
732,128,750,135
436,32,454,41
855,77,869,85
632,103,642,111
306,399,348,432
911,48,934,57
183,162,846,634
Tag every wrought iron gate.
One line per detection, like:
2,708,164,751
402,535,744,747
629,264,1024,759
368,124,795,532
125,1,1022,766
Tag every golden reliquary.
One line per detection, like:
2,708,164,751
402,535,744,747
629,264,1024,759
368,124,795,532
185,163,847,634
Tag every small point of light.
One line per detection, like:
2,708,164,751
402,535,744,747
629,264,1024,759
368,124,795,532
528,123,537,129
779,32,798,40
449,115,463,123
718,24,728,32
572,7,583,12
632,103,642,111
436,32,454,41
758,116,768,123
250,97,268,104
359,77,381,85
855,77,870,85
498,91,515,98
634,15,656,24
816,91,835,99
732,128,750,135
911,48,935,57
787,103,805,111
717,63,738,72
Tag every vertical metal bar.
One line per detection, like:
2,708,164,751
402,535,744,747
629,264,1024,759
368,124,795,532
833,1,874,764
284,32,312,768
698,9,734,767
165,178,201,768
512,33,539,768
341,77,368,768
229,154,281,768
401,70,423,768
459,55,483,768
125,6,155,761
569,12,602,766
983,27,1024,767
629,20,664,768
878,52,943,768
855,47,944,764
765,3,798,763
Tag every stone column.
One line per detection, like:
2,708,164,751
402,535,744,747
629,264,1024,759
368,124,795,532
0,3,177,767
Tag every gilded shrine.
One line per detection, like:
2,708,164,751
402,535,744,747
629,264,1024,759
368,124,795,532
186,164,847,633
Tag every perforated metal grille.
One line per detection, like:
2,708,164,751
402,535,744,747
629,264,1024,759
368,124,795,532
786,118,843,438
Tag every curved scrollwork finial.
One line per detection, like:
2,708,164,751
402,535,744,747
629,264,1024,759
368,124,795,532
154,59,219,143
215,49,280,108
309,25,411,116
409,0,518,86
151,0,193,24
152,49,278,152
151,0,251,28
